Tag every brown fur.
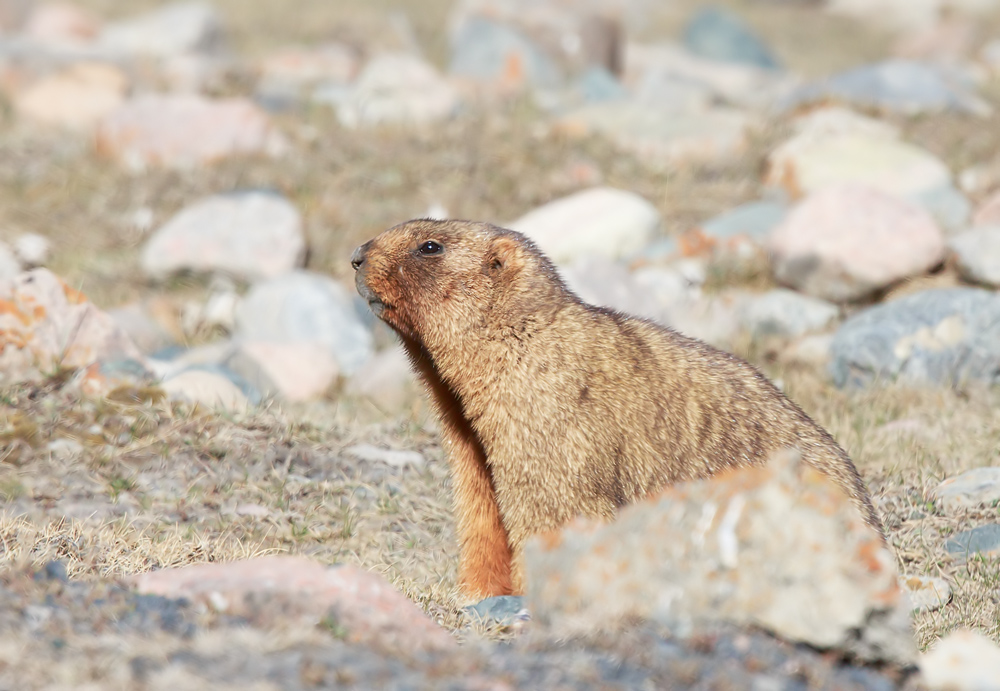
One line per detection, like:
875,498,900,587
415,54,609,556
351,220,883,599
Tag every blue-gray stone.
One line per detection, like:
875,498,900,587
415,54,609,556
701,200,787,242
449,18,561,88
577,66,628,103
682,7,780,70
784,60,990,116
464,595,529,627
944,524,1000,559
912,185,972,235
830,288,1000,388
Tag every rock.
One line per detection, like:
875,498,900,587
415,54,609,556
789,105,901,140
14,62,127,131
99,1,224,58
141,191,304,282
13,233,49,267
553,103,750,169
782,60,991,117
669,289,748,349
223,341,339,403
464,595,529,627
740,289,839,339
558,256,671,324
160,369,249,412
343,443,425,469
96,94,287,170
448,17,561,92
524,450,914,664
107,302,176,355
920,629,1000,691
935,468,1000,512
573,66,627,104
949,226,1000,287
23,3,101,44
682,7,779,70
74,357,155,398
259,43,359,88
509,187,661,264
914,184,972,235
829,288,1000,387
235,271,373,375
768,185,945,301
766,130,952,201
683,199,786,268
344,346,420,414
0,268,141,384
901,575,951,613
974,190,1000,227
131,556,456,655
781,333,834,367
945,524,1000,560
0,240,21,280
337,54,460,128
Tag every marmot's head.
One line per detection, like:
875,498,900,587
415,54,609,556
352,220,564,349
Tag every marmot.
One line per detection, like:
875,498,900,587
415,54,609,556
351,220,882,600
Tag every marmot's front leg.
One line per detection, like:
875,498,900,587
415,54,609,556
443,424,514,599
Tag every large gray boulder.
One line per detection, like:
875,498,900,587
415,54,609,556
830,288,1000,388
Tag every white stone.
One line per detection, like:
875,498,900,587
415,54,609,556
161,370,249,412
14,62,127,132
338,53,460,128
142,191,305,281
950,226,1000,287
901,575,951,613
933,467,1000,511
225,341,339,403
344,443,425,468
740,289,839,339
99,1,223,58
344,346,419,414
509,187,662,264
13,233,50,267
766,130,951,200
920,629,1000,691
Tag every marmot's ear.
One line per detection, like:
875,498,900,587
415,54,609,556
489,235,524,274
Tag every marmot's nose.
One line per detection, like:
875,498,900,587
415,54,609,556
350,244,366,271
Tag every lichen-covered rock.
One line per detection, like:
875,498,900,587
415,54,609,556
525,450,914,665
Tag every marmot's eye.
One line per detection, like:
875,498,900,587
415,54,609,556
418,240,443,255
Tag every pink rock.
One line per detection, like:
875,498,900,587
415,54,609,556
132,556,456,655
260,43,359,86
0,268,141,383
23,3,100,43
226,341,340,403
767,185,945,301
96,94,287,170
15,62,127,131
973,189,1000,227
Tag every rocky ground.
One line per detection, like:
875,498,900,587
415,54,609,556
4,0,1000,688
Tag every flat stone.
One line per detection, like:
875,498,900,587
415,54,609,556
224,340,339,403
782,59,991,117
96,94,287,170
682,7,779,70
901,575,951,613
99,1,224,58
0,268,141,384
934,468,1000,512
160,369,249,412
464,595,529,627
766,131,952,201
235,271,373,375
740,289,839,339
141,191,304,282
768,185,945,301
343,443,425,469
554,103,750,169
509,187,662,264
920,629,1000,691
338,53,460,128
131,556,456,655
974,190,1000,227
945,524,1000,559
950,226,1000,287
829,288,1000,388
525,450,914,664
14,62,127,131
